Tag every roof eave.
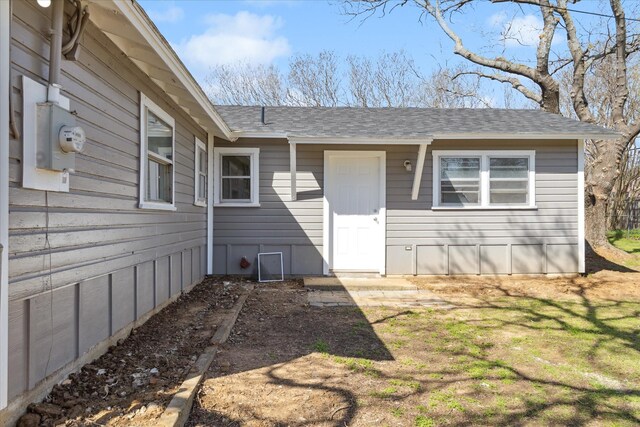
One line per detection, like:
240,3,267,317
230,131,621,141
88,0,233,139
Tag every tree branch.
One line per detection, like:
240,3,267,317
609,0,629,130
455,70,543,104
418,0,540,81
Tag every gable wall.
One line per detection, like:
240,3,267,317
5,0,208,410
213,138,578,276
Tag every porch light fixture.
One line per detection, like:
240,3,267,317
37,0,52,7
404,160,412,172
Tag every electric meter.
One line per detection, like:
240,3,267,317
59,125,86,153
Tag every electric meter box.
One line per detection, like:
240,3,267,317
36,102,82,172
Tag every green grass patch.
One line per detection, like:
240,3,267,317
370,386,398,399
415,415,435,427
608,230,640,253
312,339,330,354
333,356,380,377
389,378,422,392
391,407,404,417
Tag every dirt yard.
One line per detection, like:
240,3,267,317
188,271,640,427
17,278,247,427
15,250,640,427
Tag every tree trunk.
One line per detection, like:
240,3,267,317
584,137,630,251
584,192,610,247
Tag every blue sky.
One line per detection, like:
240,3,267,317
138,0,625,106
138,1,580,73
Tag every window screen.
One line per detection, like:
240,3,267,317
489,157,529,205
440,157,481,205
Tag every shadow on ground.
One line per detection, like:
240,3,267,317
586,241,638,273
189,276,640,426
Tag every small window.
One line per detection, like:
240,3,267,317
194,138,207,207
139,94,176,211
433,150,535,209
214,147,260,207
440,157,481,206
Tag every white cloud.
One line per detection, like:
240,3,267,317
148,6,184,23
174,11,291,74
487,11,508,28
489,12,559,48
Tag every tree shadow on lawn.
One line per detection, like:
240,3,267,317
430,281,640,426
188,286,394,426
190,283,640,426
586,241,639,273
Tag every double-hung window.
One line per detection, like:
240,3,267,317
433,150,535,209
139,94,176,210
213,147,260,207
194,138,207,207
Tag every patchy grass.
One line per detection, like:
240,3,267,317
356,297,640,426
609,229,640,253
311,338,330,353
190,282,640,427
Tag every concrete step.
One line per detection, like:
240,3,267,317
303,276,417,291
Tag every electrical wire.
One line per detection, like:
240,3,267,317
42,191,54,379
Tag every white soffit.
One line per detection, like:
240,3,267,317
87,0,232,139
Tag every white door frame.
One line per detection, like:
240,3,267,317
323,150,386,275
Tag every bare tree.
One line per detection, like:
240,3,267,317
205,50,492,109
203,62,287,106
346,50,424,107
288,51,342,106
344,0,640,250
422,65,495,108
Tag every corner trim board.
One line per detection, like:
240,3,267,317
289,141,297,201
0,0,9,409
577,139,585,273
207,133,214,274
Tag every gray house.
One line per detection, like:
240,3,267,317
0,0,618,423
212,106,616,277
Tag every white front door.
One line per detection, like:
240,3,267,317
325,151,385,273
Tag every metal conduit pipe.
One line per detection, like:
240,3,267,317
48,0,64,88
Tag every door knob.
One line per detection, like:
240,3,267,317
373,217,379,223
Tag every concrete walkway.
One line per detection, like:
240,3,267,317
304,276,418,291
304,276,452,308
307,289,453,308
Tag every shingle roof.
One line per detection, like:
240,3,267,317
215,105,620,140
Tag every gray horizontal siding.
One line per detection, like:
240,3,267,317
7,1,208,402
213,138,579,276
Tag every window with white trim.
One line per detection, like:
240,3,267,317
213,147,260,206
433,150,535,209
194,137,207,206
139,94,176,210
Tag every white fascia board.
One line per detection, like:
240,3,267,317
111,1,233,140
288,136,434,145
231,132,619,142
432,132,620,140
230,131,288,140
